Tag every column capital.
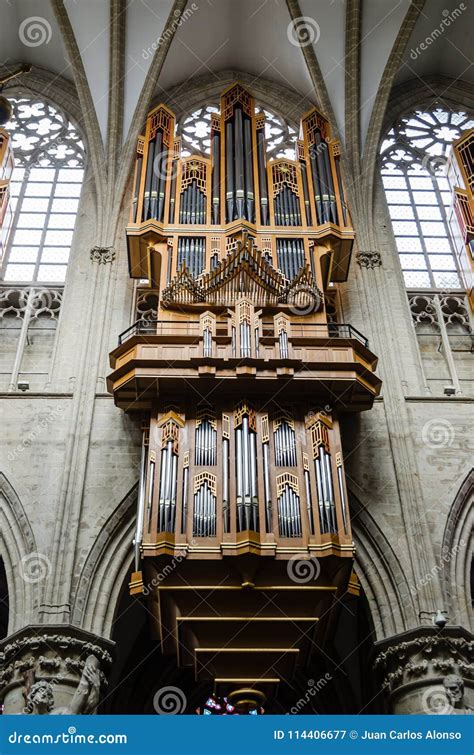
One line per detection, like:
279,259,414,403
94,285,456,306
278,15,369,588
355,250,382,268
373,626,474,714
90,246,116,264
0,624,114,714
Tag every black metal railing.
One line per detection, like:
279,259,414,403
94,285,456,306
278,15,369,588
118,319,369,348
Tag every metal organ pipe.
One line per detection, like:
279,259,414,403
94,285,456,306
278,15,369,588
134,432,148,571
181,464,189,534
263,442,272,532
143,134,156,220
149,130,161,219
132,153,143,223
235,414,258,532
234,106,245,218
223,437,230,533
211,127,220,223
304,468,315,535
315,131,337,224
337,463,348,534
243,116,254,222
257,127,269,224
225,121,234,221
309,145,324,224
300,159,313,226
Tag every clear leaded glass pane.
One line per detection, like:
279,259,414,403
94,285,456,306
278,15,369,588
1,98,85,283
380,108,474,290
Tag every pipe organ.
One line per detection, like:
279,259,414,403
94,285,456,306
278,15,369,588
109,82,382,711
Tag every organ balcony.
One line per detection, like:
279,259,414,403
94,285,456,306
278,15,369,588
108,249,381,412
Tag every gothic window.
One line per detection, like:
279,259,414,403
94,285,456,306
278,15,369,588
177,103,297,160
380,108,474,290
1,98,85,284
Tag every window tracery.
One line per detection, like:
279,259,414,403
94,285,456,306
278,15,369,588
1,98,85,284
176,103,297,160
380,108,474,290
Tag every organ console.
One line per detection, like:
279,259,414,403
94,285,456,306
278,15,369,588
108,83,381,710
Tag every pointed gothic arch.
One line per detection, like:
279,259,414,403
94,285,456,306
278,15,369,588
0,473,38,633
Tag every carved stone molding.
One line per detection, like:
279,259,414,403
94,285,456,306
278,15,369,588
90,246,116,265
373,626,474,714
355,251,382,269
0,624,114,715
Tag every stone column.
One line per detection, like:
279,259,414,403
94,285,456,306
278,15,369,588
0,625,114,715
373,626,473,714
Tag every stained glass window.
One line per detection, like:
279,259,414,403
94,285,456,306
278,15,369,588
1,98,85,284
380,109,474,289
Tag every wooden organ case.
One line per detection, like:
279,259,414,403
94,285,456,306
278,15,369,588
108,84,381,711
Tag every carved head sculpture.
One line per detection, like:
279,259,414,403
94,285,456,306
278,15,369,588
443,674,464,706
24,680,55,714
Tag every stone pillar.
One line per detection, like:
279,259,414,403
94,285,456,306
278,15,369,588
373,626,473,714
0,625,114,715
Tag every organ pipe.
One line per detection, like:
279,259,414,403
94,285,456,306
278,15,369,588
193,480,216,537
225,121,234,221
304,467,315,535
132,152,143,223
256,126,269,224
134,431,148,570
263,441,272,532
211,127,220,224
158,440,178,532
223,437,230,533
243,116,254,221
143,134,156,220
235,413,258,532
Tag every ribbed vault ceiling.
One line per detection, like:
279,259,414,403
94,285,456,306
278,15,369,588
1,0,472,247
1,0,472,148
